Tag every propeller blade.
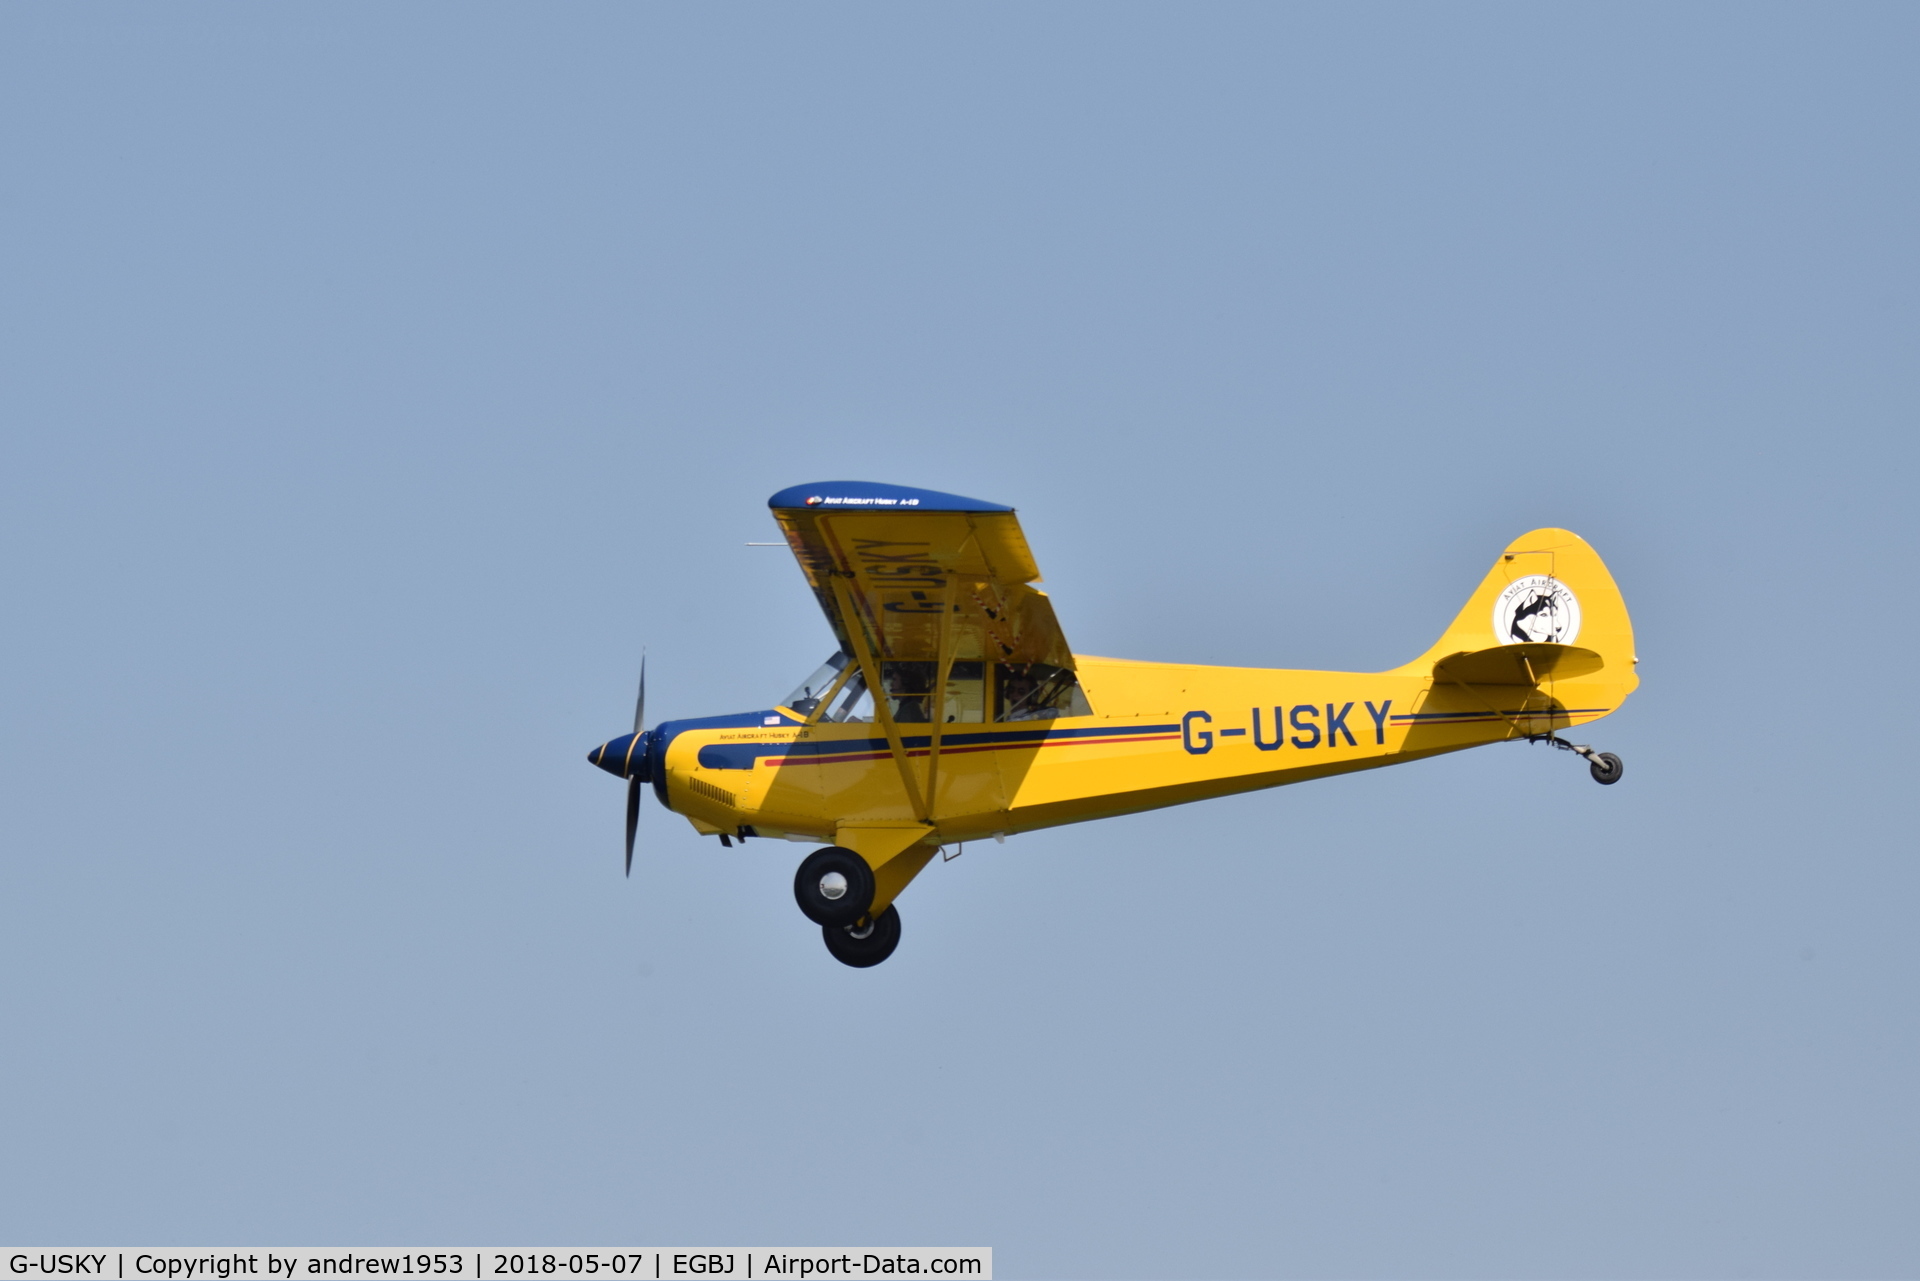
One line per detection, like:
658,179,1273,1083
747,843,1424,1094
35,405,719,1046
632,653,646,735
621,654,647,876
625,777,641,876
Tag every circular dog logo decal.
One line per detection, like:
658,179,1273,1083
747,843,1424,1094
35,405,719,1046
1493,575,1581,645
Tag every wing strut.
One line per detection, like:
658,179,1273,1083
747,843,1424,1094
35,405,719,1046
924,571,959,808
829,573,931,824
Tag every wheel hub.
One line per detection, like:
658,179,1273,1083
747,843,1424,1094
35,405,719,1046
819,871,848,900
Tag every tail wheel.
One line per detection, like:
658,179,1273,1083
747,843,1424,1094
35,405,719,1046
823,905,901,968
1589,751,1624,785
793,846,874,927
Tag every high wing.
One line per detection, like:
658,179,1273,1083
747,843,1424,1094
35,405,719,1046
767,481,1073,668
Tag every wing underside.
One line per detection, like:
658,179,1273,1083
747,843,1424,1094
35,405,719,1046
769,483,1073,669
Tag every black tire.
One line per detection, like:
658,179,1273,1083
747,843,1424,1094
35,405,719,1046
1589,751,1623,785
793,846,874,927
823,905,901,968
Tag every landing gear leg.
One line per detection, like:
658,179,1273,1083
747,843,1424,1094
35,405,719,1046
823,905,901,968
1529,732,1624,785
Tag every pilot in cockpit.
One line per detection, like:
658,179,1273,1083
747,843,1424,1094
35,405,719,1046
884,665,932,722
998,670,1052,721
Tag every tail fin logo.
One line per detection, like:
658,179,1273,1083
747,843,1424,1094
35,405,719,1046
1494,576,1581,646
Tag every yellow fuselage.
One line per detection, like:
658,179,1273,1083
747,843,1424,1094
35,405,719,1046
660,652,1621,845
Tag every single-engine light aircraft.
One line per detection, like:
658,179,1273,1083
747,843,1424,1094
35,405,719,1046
590,482,1637,967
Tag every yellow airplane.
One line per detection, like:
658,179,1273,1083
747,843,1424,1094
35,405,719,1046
590,482,1637,967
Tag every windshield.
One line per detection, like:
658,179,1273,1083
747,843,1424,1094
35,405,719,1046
783,652,873,721
783,651,851,716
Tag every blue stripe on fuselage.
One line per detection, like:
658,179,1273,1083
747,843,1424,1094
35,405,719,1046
695,722,1183,770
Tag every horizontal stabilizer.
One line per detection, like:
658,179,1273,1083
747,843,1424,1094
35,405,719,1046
1433,643,1604,687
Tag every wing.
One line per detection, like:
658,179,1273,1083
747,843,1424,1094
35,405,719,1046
767,481,1074,668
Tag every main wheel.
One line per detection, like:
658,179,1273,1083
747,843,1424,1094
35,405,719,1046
1589,751,1623,785
793,846,874,927
823,905,901,968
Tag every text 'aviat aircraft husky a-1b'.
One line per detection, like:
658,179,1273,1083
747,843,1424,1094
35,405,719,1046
590,482,1638,967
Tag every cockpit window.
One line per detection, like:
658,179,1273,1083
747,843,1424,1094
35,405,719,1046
995,663,1091,721
938,662,985,723
824,671,872,722
785,652,873,722
785,652,989,725
783,652,850,717
875,661,988,724
880,661,936,723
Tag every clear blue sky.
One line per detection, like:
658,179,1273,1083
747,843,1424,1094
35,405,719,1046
3,4,1915,1276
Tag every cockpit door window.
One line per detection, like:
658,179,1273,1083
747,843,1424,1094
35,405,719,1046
994,662,1091,721
878,661,985,724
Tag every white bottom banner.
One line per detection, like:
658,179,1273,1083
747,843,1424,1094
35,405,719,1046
4,1253,989,1281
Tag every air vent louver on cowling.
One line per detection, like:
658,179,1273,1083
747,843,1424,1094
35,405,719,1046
687,776,737,809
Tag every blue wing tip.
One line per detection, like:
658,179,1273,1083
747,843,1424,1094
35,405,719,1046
767,481,1013,513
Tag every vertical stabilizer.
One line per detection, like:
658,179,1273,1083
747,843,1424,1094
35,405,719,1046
1400,528,1638,712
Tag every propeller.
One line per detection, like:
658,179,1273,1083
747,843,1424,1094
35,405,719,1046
625,655,645,876
588,654,652,878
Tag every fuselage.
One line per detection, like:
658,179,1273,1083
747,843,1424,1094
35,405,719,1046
627,652,1624,846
